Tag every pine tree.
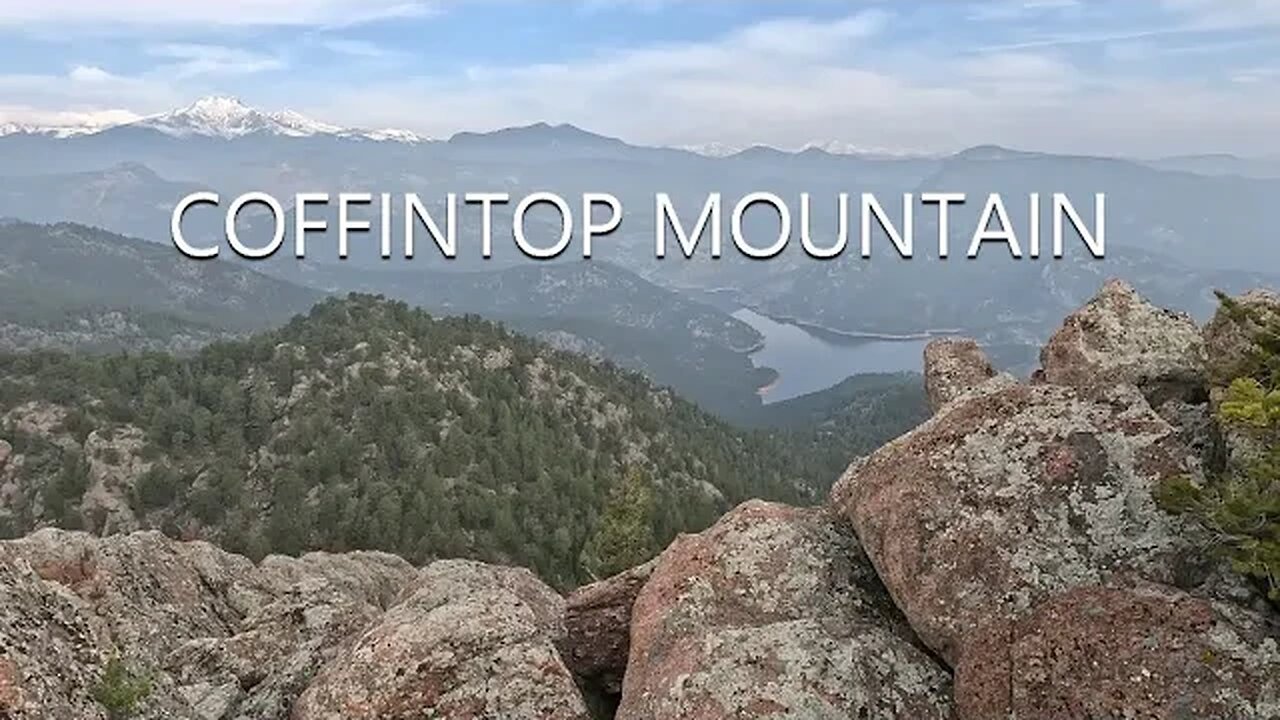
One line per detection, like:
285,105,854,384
1160,297,1280,604
581,467,658,580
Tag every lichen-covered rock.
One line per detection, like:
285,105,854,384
1037,280,1221,467
955,582,1280,719
924,338,997,412
293,559,589,720
79,426,151,535
0,558,111,719
0,529,267,668
562,559,655,695
0,439,11,470
830,379,1240,667
0,531,418,720
166,551,416,719
253,550,416,609
617,500,953,720
1039,279,1208,405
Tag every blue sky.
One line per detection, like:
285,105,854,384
1,0,1278,155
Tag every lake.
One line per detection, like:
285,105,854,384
732,308,930,403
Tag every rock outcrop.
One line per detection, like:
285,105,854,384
562,559,655,696
617,500,953,720
1038,278,1220,465
834,279,1280,719
0,558,114,719
1203,288,1280,385
956,582,1280,719
923,338,998,412
293,559,589,720
831,373,1222,665
0,528,267,669
0,530,417,720
164,551,417,718
1039,279,1208,405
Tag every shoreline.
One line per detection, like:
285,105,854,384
732,306,939,401
754,373,780,398
735,305,960,343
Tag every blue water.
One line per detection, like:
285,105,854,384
732,308,929,403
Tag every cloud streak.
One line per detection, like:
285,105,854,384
148,44,287,78
0,0,436,27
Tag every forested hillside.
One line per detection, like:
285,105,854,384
0,294,828,587
754,372,931,471
0,221,322,353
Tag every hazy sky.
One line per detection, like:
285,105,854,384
1,0,1278,156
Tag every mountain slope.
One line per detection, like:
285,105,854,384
0,294,821,588
0,222,323,352
281,260,773,420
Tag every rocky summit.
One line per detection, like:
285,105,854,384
1,280,1279,719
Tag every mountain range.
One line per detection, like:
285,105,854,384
0,221,322,354
0,96,1001,160
2,95,1278,410
0,96,430,144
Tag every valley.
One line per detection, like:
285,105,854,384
0,293,867,589
1,95,1278,588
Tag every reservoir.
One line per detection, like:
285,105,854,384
732,308,931,403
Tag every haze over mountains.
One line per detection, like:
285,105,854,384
1,95,1278,418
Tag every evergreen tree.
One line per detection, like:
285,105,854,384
1160,296,1279,605
581,467,658,580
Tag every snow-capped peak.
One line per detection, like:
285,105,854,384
135,96,281,139
117,96,433,143
677,142,745,158
356,127,429,144
801,140,935,159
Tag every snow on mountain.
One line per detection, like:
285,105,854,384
1,96,431,144
677,142,745,158
802,140,936,159
345,127,429,143
0,122,103,139
266,108,345,137
134,97,432,142
677,139,932,159
133,96,281,138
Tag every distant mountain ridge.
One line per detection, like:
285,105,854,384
0,222,323,353
0,96,1009,159
0,96,430,144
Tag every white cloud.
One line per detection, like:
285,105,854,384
0,65,179,122
320,38,402,59
148,44,286,78
0,104,142,128
67,65,120,83
287,9,1280,157
0,0,436,27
